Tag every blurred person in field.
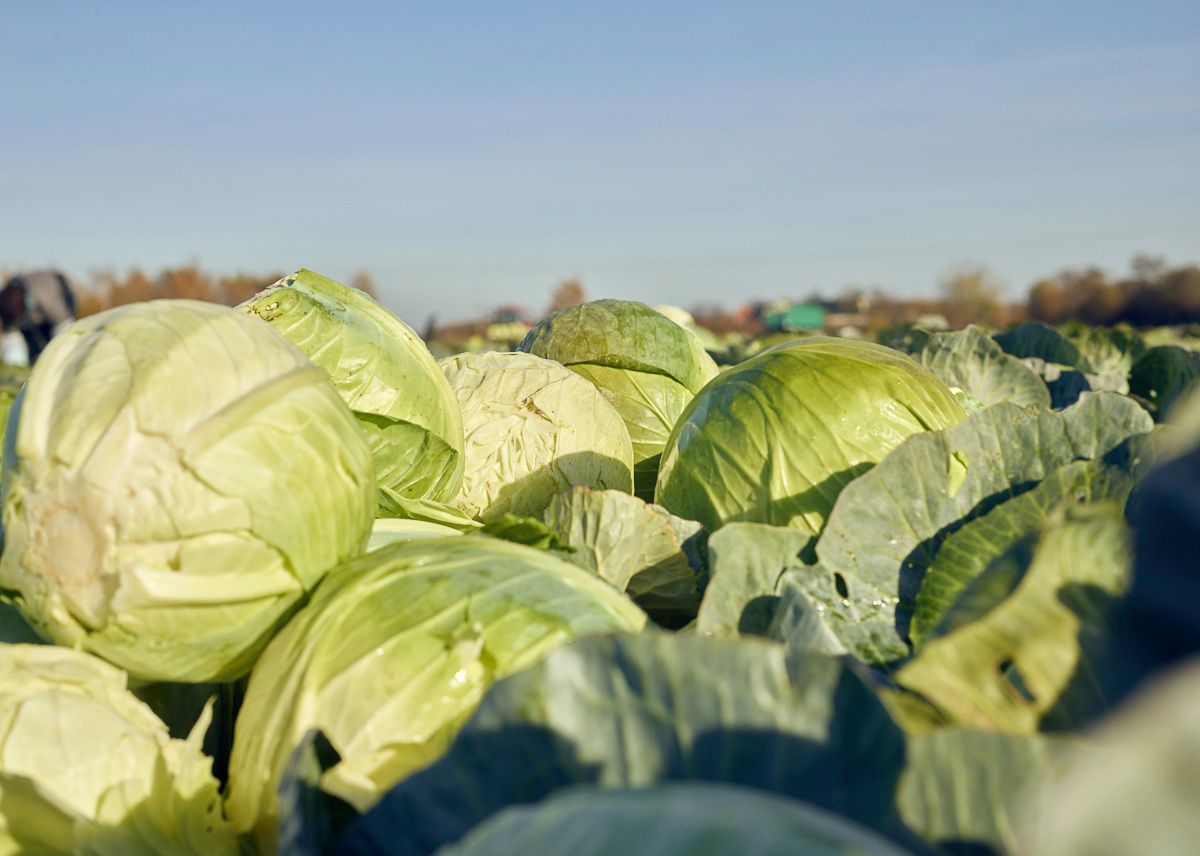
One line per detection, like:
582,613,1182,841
0,269,78,365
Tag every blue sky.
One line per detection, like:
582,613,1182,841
2,1,1197,322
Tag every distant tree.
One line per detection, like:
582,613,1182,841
1072,269,1123,325
549,278,586,313
1163,266,1200,315
78,267,117,316
75,288,106,318
1027,265,1123,326
218,273,281,305
1027,278,1070,324
108,269,154,306
350,270,378,298
154,266,215,303
1124,262,1200,325
939,265,1003,326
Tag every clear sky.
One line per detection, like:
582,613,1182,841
2,1,1197,323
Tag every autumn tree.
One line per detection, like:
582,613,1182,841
1027,266,1120,325
939,265,1003,326
154,265,215,303
108,269,155,307
1027,278,1069,324
74,287,106,318
549,278,586,313
1124,261,1200,325
217,273,281,305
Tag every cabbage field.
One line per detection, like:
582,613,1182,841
0,268,1197,855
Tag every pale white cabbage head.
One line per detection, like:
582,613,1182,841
0,645,236,855
439,352,633,520
0,300,376,683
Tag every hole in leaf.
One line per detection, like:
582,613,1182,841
998,659,1037,704
833,573,849,600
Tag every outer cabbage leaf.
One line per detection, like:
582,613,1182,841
0,366,25,452
910,459,1134,644
474,513,575,551
439,784,919,856
896,503,1132,732
375,492,482,530
690,522,846,656
899,729,1069,853
1100,420,1200,705
789,393,1150,666
440,352,633,520
765,576,851,658
542,487,705,628
1022,658,1200,855
340,633,911,855
240,269,464,507
655,338,965,536
694,522,810,638
0,300,375,682
225,535,645,853
366,517,466,551
902,325,1051,409
1019,358,1093,409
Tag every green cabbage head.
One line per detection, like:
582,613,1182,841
440,351,634,520
0,645,236,855
655,338,965,534
520,300,719,500
0,300,375,683
226,535,645,852
239,269,464,512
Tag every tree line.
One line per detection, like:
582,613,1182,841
67,266,378,318
7,255,1198,330
1026,255,1200,327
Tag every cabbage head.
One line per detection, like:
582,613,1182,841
440,351,633,520
520,300,719,500
240,269,464,511
655,337,965,535
225,535,645,852
0,645,235,855
0,300,375,683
